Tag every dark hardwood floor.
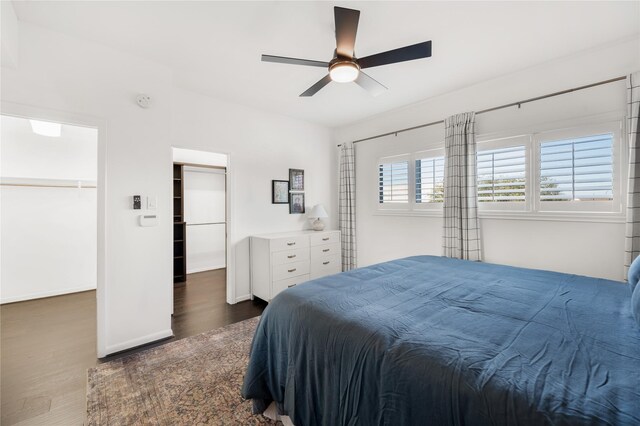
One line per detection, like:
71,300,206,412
1,269,266,425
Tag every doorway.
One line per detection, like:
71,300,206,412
171,148,233,335
0,106,105,424
0,114,99,303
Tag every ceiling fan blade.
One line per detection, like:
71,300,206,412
358,41,432,69
300,74,332,97
334,7,360,58
354,71,387,97
262,54,329,68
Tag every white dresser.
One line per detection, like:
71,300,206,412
250,230,342,301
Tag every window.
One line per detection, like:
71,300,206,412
536,122,621,214
378,159,409,204
477,146,526,203
415,156,444,204
475,135,530,212
374,120,622,219
539,134,613,202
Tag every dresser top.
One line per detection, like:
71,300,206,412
251,230,339,240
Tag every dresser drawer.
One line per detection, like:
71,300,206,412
310,231,341,247
310,255,341,279
310,243,340,259
272,247,310,265
270,235,309,252
273,260,310,281
272,274,310,298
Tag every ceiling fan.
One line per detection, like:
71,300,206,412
261,6,432,97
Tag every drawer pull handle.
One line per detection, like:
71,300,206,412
323,261,330,265
322,249,330,252
287,242,296,246
288,284,296,288
288,268,297,273
322,237,330,241
287,254,296,259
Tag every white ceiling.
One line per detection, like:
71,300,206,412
11,1,640,128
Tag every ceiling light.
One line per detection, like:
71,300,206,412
29,120,62,137
329,62,359,83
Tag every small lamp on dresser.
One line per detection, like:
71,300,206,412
309,204,328,231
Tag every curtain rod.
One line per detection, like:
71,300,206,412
337,75,627,147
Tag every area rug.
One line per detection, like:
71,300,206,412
86,316,279,425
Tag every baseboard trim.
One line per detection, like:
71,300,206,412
235,294,252,303
103,329,174,357
0,284,97,305
187,265,226,274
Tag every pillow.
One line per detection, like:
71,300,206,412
628,255,640,293
632,284,640,329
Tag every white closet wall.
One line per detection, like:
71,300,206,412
0,115,98,303
184,166,226,273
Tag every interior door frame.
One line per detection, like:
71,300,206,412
1,101,108,356
171,149,234,304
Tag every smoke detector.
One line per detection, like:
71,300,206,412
136,94,151,109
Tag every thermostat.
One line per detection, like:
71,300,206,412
139,215,158,227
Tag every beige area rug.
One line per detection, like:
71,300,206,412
86,317,279,425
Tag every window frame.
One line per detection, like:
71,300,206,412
377,154,411,211
373,118,625,223
413,148,445,211
476,135,532,213
533,121,623,215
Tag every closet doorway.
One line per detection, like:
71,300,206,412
1,114,99,303
171,148,229,336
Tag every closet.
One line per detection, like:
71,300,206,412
173,164,186,283
173,163,226,283
0,115,98,303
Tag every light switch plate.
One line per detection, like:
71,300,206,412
133,195,141,210
147,196,157,210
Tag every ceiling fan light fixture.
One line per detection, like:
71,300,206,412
329,61,359,83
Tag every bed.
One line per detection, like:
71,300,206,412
241,256,640,425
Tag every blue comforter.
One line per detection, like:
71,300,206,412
241,256,640,425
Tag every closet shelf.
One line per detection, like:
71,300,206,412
1,176,97,189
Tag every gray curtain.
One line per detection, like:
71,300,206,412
625,71,640,275
339,142,357,271
443,112,482,261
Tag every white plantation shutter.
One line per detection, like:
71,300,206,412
378,160,409,203
477,146,526,202
416,156,444,203
539,134,613,202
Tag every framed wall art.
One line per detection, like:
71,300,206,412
289,192,305,214
289,169,304,191
272,180,289,204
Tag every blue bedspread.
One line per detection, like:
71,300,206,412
241,256,640,425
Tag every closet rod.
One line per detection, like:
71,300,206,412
337,75,627,147
0,183,96,189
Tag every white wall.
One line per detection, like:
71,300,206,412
1,0,18,69
173,147,227,168
334,37,640,281
1,187,97,303
171,88,337,301
184,167,226,273
1,21,336,355
1,116,98,303
2,22,174,356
